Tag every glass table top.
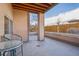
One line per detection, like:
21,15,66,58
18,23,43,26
0,40,23,52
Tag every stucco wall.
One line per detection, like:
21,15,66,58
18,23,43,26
0,3,13,40
13,9,29,41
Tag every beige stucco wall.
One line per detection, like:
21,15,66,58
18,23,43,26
0,3,13,40
13,9,29,41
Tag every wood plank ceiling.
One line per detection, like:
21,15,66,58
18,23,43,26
12,3,57,13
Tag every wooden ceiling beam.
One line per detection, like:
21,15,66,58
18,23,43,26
22,3,47,11
12,4,45,13
45,3,54,6
45,3,57,12
12,3,57,13
34,3,50,8
13,6,39,13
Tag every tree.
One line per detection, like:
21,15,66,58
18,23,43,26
57,18,61,32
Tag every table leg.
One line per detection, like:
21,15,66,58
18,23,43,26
13,49,16,56
10,50,13,56
10,49,16,56
0,52,1,56
3,51,7,56
21,45,23,56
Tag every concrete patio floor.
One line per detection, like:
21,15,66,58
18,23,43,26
19,34,79,56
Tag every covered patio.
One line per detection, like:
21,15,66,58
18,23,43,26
0,3,79,56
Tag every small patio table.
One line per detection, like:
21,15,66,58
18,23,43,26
0,38,23,56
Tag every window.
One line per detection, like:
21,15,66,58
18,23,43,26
4,16,13,34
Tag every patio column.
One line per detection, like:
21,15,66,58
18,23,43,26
38,12,44,41
26,11,29,42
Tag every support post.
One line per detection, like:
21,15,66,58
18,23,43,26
38,12,44,41
26,12,29,42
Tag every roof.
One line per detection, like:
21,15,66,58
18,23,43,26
12,3,57,13
68,19,79,23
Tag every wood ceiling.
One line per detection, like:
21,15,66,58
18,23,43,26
12,3,57,13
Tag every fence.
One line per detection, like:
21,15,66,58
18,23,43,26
45,23,79,32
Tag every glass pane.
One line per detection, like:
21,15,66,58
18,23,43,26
4,16,13,34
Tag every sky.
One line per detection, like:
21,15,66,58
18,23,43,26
45,3,79,18
30,3,79,26
30,13,38,25
45,8,79,26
